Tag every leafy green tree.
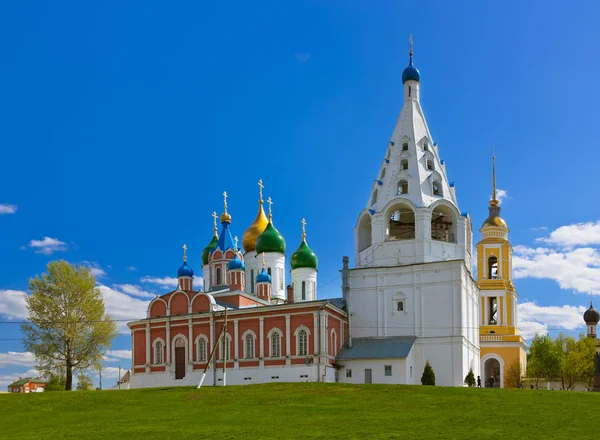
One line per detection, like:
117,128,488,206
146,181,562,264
421,361,436,386
45,375,67,392
21,261,118,391
505,359,523,388
76,374,94,391
464,368,476,387
528,334,562,388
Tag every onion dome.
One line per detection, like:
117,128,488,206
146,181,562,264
402,36,420,83
177,244,194,277
202,215,219,265
256,267,271,283
482,215,507,228
584,302,600,324
290,220,318,270
242,202,268,253
228,253,245,270
256,220,286,254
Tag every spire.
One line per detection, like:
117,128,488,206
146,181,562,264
220,191,231,223
490,150,498,206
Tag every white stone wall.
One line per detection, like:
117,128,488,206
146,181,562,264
291,268,317,302
262,253,286,301
337,356,413,385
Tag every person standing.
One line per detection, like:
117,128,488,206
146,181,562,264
477,376,481,388
489,376,495,388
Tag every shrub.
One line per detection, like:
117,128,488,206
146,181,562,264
464,368,476,387
421,361,436,386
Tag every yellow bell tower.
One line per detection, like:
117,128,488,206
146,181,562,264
477,154,526,388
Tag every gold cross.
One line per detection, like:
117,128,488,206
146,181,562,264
258,179,264,203
266,197,273,218
234,236,239,250
301,218,307,239
183,244,187,262
223,191,228,212
261,252,265,268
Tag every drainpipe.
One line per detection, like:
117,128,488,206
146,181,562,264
341,256,352,347
316,302,327,382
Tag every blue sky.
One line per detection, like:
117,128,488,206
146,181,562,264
2,0,600,387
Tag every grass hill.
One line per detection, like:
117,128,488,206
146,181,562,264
1,383,597,439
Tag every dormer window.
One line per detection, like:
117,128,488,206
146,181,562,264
423,143,429,151
432,181,441,196
402,143,408,151
380,168,386,179
371,189,378,205
427,159,434,171
397,180,408,195
401,159,409,170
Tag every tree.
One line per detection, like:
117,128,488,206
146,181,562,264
528,334,562,388
464,368,476,387
21,261,118,391
421,361,436,385
76,373,94,391
45,375,67,392
505,359,523,388
557,334,596,389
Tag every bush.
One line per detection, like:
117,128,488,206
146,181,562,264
421,361,436,386
45,375,67,392
505,359,523,388
464,368,476,387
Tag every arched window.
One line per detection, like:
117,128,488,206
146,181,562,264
358,214,372,253
388,206,415,240
488,256,498,279
196,338,207,362
216,267,222,285
244,333,255,359
397,180,408,195
302,281,306,301
153,340,164,364
402,143,409,151
431,205,456,243
432,181,442,196
297,329,308,356
423,143,429,151
427,159,434,171
371,189,378,205
270,332,281,357
219,334,231,360
330,329,337,356
250,269,255,293
267,267,271,276
401,159,409,170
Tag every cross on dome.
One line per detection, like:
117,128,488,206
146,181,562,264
258,179,264,203
409,34,413,59
301,218,307,240
182,244,188,262
223,191,228,213
212,211,218,234
234,236,239,250
266,197,273,219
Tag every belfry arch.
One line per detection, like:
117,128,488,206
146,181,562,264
430,203,457,243
386,202,416,240
357,213,372,252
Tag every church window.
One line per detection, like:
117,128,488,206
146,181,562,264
371,189,378,205
380,168,386,179
270,332,281,357
153,340,164,364
267,267,271,277
346,369,352,378
250,270,255,293
402,143,409,151
220,335,231,360
388,207,416,240
297,329,308,356
488,297,498,325
216,267,222,285
431,205,456,243
432,181,442,196
401,159,409,170
384,365,392,376
244,334,255,359
488,256,498,279
197,338,207,362
408,86,411,97
427,159,434,171
302,281,306,301
330,329,337,356
397,301,404,312
397,180,408,195
423,143,429,151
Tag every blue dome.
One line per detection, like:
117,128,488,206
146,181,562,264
177,262,194,278
256,268,271,283
402,62,420,83
228,254,245,270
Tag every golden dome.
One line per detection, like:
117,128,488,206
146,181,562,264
242,203,268,253
220,212,232,223
482,216,507,228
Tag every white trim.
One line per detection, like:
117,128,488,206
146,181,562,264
295,326,310,357
219,332,233,361
171,334,188,379
267,327,283,358
152,337,165,365
241,330,257,360
147,297,168,318
168,291,191,315
194,334,209,362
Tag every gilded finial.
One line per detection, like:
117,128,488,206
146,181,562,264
301,218,307,240
220,191,232,223
266,196,273,220
261,252,265,268
212,211,218,236
490,149,498,206
183,244,188,263
258,179,264,204
409,35,413,63
234,235,239,250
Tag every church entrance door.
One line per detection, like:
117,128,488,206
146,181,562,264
174,338,186,380
365,369,372,384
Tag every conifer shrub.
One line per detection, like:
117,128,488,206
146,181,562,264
464,368,476,387
421,361,436,386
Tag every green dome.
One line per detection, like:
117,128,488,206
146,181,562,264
201,235,218,265
255,221,286,254
290,239,318,270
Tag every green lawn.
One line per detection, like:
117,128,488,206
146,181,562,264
1,383,597,439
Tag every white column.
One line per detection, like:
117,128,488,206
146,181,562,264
285,314,291,366
320,311,327,357
234,319,239,369
259,317,264,367
166,323,171,365
313,312,318,356
145,324,150,373
188,318,193,363
210,314,214,353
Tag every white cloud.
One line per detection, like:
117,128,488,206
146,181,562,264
141,276,178,288
97,285,149,331
530,226,548,232
82,261,107,278
106,350,131,359
513,245,600,294
295,53,311,63
0,290,29,320
112,284,156,299
0,204,17,215
101,366,123,379
125,266,137,272
536,221,600,248
28,237,67,255
518,302,586,339
0,352,35,367
496,188,508,204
